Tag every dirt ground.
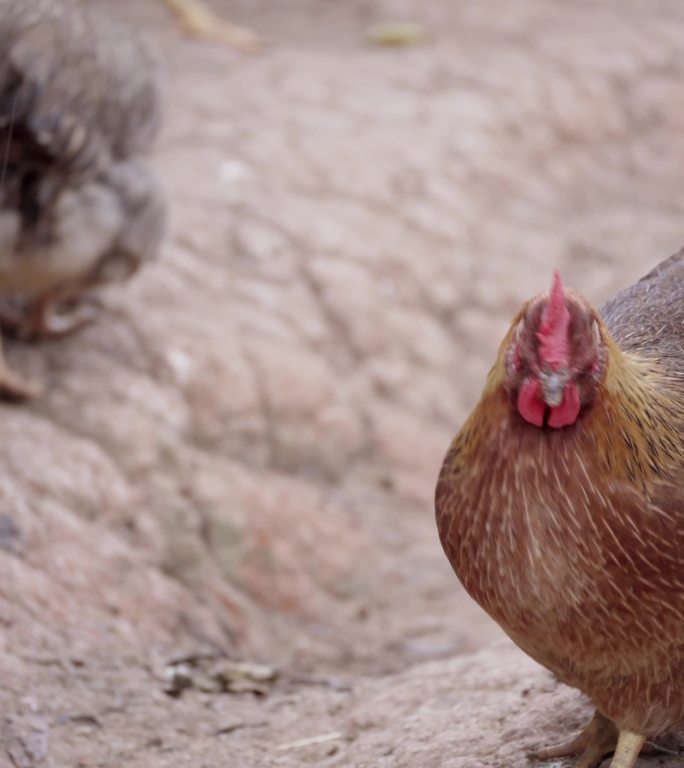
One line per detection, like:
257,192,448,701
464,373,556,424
2,0,684,766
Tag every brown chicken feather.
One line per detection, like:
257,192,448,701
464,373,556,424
435,250,684,768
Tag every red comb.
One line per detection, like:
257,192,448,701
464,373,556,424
537,270,571,370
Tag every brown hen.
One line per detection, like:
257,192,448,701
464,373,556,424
435,252,684,768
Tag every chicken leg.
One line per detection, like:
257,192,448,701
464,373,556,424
0,340,40,400
160,0,261,51
610,731,645,768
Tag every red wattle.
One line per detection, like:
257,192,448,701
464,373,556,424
547,383,581,428
517,379,545,427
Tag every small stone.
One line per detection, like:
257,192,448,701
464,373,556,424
163,663,194,698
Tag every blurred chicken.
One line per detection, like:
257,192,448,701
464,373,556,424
0,0,165,398
436,254,684,768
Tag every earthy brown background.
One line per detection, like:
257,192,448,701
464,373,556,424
2,1,684,766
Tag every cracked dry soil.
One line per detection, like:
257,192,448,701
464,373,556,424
2,1,684,766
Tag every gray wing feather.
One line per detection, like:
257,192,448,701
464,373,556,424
600,249,684,371
0,0,160,172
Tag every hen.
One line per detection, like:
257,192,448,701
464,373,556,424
0,0,165,397
435,252,684,768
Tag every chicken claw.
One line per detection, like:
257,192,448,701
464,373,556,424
161,0,262,51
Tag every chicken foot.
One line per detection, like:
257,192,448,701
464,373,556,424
161,0,261,51
529,711,618,767
25,297,99,339
0,284,99,400
16,286,100,340
530,711,647,768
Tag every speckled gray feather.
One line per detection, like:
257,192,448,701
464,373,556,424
601,250,684,375
0,0,161,164
0,0,165,324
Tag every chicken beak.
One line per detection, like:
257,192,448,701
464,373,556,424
539,372,567,407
